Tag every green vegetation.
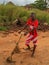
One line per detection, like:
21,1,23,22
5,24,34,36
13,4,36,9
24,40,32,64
34,0,47,10
0,3,49,31
0,26,7,31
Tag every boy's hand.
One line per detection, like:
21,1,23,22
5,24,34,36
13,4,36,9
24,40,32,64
18,31,24,35
18,31,21,34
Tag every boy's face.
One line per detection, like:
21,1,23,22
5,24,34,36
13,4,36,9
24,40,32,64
30,14,36,21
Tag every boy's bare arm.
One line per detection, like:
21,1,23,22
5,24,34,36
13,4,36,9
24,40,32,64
24,27,35,35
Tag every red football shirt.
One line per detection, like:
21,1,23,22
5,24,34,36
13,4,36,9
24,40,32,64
27,18,38,36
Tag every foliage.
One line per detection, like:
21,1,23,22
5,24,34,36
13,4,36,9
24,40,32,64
0,4,49,28
34,0,47,10
0,26,7,31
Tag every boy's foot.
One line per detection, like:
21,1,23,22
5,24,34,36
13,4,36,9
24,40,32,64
31,45,37,57
31,53,34,57
24,47,30,50
23,45,31,51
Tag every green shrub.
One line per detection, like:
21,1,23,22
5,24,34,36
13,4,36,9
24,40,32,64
0,4,49,26
0,26,7,31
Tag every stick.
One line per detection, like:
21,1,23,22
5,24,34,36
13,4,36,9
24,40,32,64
6,34,22,63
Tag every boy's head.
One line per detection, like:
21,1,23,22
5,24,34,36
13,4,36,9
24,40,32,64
30,13,36,21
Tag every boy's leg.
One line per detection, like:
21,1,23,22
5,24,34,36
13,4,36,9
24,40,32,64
25,44,30,50
25,34,33,50
31,37,37,57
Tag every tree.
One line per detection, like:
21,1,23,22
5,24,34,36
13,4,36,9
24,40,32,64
34,0,47,10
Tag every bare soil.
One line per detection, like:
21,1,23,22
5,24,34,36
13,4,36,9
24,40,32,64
0,31,49,65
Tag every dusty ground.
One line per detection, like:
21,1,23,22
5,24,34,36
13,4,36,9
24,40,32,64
0,31,49,65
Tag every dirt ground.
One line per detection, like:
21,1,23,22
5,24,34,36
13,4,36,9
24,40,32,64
0,31,49,65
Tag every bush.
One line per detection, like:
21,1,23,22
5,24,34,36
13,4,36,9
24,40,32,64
0,4,49,27
0,26,7,31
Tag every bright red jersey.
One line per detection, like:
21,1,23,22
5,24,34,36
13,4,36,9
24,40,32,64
27,18,38,36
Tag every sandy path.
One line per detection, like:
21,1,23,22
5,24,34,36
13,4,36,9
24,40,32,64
0,31,49,65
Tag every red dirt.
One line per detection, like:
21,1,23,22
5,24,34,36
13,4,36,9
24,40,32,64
0,31,49,65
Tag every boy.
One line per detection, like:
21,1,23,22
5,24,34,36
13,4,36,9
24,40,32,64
19,13,38,57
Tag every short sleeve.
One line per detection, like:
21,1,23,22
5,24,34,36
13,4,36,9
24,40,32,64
34,20,38,28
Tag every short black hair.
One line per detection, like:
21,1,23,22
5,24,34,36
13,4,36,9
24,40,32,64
31,12,36,16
